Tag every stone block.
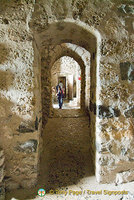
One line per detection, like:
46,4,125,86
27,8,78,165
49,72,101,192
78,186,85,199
17,121,35,133
17,125,34,133
118,5,134,14
98,155,115,166
15,140,38,153
124,106,134,118
128,63,134,81
116,169,134,184
20,178,37,188
125,17,134,32
98,105,120,118
120,62,134,81
96,142,109,153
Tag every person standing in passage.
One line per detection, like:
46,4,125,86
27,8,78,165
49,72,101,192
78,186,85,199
57,86,63,109
59,81,63,89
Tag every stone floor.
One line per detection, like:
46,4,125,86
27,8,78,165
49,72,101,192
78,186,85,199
53,98,80,109
6,109,134,200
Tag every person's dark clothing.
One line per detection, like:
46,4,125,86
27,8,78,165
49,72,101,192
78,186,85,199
57,89,63,109
56,84,59,92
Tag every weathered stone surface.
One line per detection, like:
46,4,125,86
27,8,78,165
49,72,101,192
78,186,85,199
15,140,38,153
121,147,128,156
90,101,96,115
96,142,109,153
35,116,39,130
2,18,9,25
98,105,120,118
116,169,134,184
0,0,133,190
128,64,134,81
20,178,37,188
0,150,4,159
17,121,35,133
96,139,125,155
124,106,134,118
97,154,115,166
0,149,5,200
5,180,20,191
125,17,134,32
120,62,134,81
118,4,134,15
0,185,5,200
0,43,10,65
17,125,34,133
0,158,4,168
0,169,4,183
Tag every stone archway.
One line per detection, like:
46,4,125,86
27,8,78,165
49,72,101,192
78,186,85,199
32,20,101,185
51,56,81,109
38,20,100,169
48,44,87,111
49,43,92,110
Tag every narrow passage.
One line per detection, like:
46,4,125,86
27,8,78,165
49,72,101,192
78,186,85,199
39,109,94,191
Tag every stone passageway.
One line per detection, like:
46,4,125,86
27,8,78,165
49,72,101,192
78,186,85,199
6,109,94,200
6,110,134,200
0,1,134,199
39,109,94,190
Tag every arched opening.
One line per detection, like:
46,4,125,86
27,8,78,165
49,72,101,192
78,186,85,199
39,21,99,124
35,20,100,190
51,56,81,109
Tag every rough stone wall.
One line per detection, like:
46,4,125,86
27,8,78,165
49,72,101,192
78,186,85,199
0,0,42,190
0,148,5,200
0,0,133,190
95,1,134,183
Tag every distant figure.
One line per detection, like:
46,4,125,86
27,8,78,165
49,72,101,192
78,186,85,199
57,86,64,109
56,80,63,92
59,81,63,89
